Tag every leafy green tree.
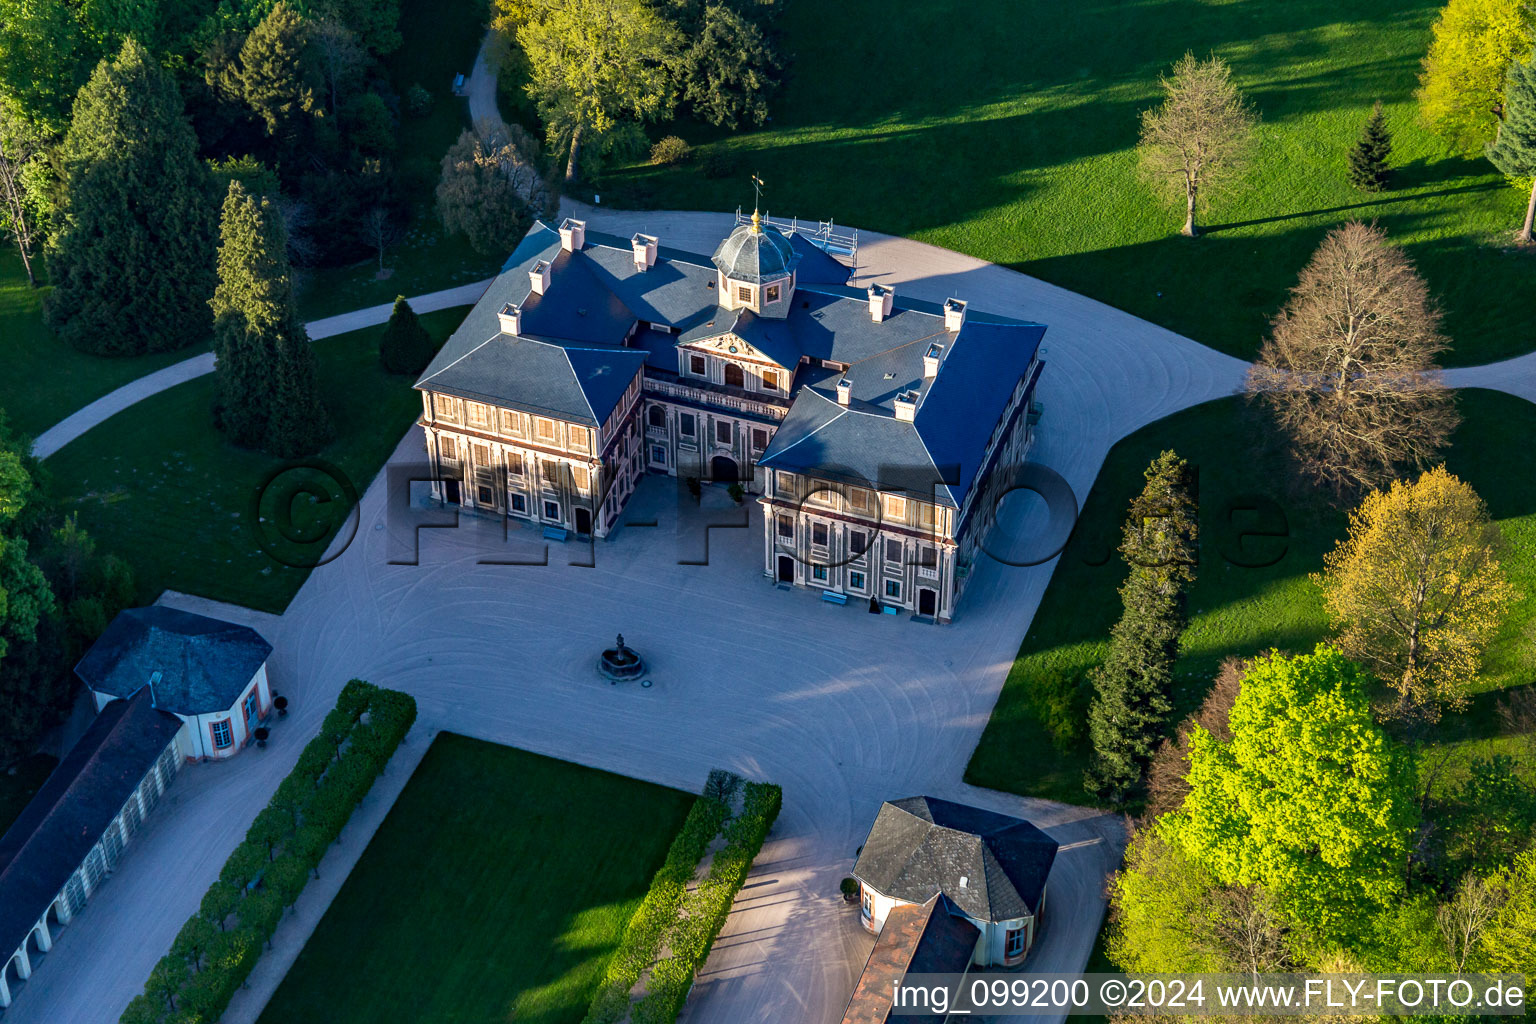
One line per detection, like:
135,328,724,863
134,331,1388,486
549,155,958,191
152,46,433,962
309,0,400,56
238,2,320,145
1478,843,1535,973
120,994,163,1024
1486,47,1536,242
1347,100,1393,191
210,180,331,456
378,295,435,374
496,0,681,181
146,955,188,1012
45,39,216,354
0,0,88,135
1163,645,1420,946
1086,450,1198,801
0,99,47,287
681,4,781,129
0,447,53,667
1417,0,1534,152
200,882,241,930
171,914,219,973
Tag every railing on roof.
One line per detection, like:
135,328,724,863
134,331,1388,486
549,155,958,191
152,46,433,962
734,207,859,266
644,377,789,422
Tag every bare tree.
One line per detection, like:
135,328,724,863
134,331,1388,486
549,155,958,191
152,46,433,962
1437,873,1505,971
362,206,400,275
1145,655,1247,819
0,101,42,287
1208,884,1292,981
308,17,365,115
1139,52,1258,236
1246,221,1459,497
1496,685,1536,757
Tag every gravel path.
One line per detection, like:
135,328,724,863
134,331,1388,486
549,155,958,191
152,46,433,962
29,279,494,460
6,212,1247,1024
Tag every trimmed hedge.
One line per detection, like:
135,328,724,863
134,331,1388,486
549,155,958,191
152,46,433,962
119,680,416,1024
581,774,782,1024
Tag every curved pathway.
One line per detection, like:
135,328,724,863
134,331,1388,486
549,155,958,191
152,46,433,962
29,279,495,460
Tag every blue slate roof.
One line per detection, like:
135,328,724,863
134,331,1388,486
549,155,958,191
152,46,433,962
711,218,800,284
75,607,272,716
419,219,1045,502
0,690,184,960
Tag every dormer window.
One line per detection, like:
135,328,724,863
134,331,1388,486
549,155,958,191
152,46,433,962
766,284,781,304
690,354,706,375
737,285,752,303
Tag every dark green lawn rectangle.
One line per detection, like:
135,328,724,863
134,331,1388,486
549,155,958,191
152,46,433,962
257,734,694,1024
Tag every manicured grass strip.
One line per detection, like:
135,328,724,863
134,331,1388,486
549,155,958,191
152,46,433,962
47,307,468,614
605,0,1535,366
965,389,1536,806
122,682,416,1024
258,735,696,1024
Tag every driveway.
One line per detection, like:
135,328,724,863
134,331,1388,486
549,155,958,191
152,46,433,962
6,213,1247,1024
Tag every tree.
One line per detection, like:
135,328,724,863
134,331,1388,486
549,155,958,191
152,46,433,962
1163,645,1419,946
1347,101,1393,191
200,882,241,930
238,2,320,144
1137,52,1258,237
45,38,216,355
1086,450,1199,801
1438,873,1504,971
309,0,400,56
0,447,53,666
1486,47,1536,242
0,0,88,135
171,914,219,973
307,16,365,115
1417,0,1534,152
435,129,533,255
0,100,44,287
210,180,331,457
681,4,781,129
1145,655,1245,819
379,295,436,375
1478,844,1535,973
496,0,681,182
147,954,188,1012
1316,466,1516,721
1246,222,1458,497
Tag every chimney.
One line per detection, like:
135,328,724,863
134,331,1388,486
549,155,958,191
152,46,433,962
630,232,658,271
559,217,586,252
923,342,943,378
867,283,894,323
944,297,967,332
836,378,852,405
497,301,521,335
529,259,551,296
894,389,918,421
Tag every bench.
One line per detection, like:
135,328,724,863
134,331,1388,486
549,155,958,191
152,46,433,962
881,604,900,616
820,590,848,606
542,525,569,542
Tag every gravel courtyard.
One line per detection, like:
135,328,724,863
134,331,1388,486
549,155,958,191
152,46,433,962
6,212,1248,1024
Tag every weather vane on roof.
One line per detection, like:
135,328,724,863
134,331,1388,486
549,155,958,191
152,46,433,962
752,174,765,214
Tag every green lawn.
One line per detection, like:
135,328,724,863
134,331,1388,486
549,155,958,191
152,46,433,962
45,307,467,614
965,389,1536,805
258,734,695,1024
601,0,1535,366
0,251,193,440
0,753,58,835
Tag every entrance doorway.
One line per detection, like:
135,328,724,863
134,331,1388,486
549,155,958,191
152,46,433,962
575,508,592,537
918,588,937,617
710,455,739,484
777,555,794,583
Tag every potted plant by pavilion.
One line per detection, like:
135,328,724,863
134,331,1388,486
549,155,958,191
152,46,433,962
727,483,745,505
840,877,860,904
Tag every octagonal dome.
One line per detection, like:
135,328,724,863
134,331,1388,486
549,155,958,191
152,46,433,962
711,213,800,286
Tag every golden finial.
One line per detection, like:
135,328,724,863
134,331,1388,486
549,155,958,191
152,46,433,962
751,207,762,233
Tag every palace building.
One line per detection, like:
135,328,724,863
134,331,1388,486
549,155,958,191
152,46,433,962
415,210,1046,622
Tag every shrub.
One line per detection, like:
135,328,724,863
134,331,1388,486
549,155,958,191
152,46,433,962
121,684,415,1024
649,135,692,165
405,83,433,116
1029,667,1091,751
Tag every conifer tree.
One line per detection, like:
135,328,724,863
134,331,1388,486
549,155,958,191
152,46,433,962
1347,101,1393,191
44,39,215,354
239,2,321,147
211,181,330,457
1486,48,1536,242
1087,450,1199,802
378,295,435,375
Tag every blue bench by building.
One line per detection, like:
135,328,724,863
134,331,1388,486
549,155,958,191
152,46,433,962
542,525,569,542
821,590,848,606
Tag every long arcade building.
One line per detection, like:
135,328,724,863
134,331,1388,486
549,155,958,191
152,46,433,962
415,211,1046,622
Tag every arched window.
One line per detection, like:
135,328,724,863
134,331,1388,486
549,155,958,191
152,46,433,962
724,364,745,388
648,405,665,427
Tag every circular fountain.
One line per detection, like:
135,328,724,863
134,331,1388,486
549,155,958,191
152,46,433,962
598,633,646,683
